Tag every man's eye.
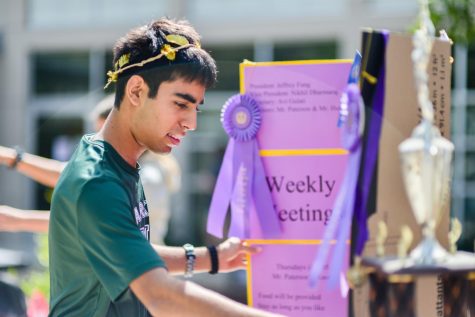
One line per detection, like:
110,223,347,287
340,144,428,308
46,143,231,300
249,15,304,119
175,101,201,113
175,102,187,109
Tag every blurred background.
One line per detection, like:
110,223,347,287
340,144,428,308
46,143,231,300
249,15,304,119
0,0,473,308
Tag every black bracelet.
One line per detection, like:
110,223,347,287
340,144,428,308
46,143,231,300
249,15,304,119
9,146,24,169
207,245,219,274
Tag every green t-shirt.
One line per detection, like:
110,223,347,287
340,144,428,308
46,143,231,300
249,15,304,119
49,134,166,317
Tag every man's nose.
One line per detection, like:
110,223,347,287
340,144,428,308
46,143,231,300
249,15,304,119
182,110,197,131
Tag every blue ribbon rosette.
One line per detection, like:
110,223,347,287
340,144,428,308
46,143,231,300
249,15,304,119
207,94,282,239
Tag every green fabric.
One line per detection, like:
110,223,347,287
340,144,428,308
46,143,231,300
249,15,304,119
49,134,166,317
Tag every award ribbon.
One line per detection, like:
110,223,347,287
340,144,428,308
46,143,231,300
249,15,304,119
207,94,282,239
309,53,363,289
354,31,389,255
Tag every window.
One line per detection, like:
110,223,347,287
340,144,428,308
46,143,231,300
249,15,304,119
467,43,475,89
465,105,475,136
461,198,475,251
274,41,338,61
32,52,89,94
466,151,475,181
205,44,254,91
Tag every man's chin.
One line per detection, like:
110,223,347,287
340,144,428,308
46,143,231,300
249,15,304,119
150,145,172,154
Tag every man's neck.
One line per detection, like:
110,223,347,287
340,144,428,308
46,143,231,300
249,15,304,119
94,109,145,167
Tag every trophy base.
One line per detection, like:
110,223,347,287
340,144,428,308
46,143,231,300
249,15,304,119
409,237,449,265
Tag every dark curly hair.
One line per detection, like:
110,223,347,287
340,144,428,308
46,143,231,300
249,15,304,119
111,18,217,108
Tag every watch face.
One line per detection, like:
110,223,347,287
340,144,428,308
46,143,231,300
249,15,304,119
183,243,196,278
183,243,194,253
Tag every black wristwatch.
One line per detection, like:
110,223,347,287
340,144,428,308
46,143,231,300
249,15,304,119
183,243,196,278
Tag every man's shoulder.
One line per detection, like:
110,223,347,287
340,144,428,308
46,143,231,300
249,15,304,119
61,135,118,184
55,162,123,211
67,134,106,170
53,134,130,213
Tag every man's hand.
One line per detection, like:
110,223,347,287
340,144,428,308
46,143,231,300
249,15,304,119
216,237,260,272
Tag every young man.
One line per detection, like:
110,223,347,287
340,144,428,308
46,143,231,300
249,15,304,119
48,19,283,317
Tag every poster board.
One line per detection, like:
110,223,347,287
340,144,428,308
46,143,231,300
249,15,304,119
240,60,352,316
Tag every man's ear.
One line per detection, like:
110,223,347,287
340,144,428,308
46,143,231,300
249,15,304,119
125,75,147,107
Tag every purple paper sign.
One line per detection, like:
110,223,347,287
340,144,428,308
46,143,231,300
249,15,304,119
247,241,349,317
241,61,352,240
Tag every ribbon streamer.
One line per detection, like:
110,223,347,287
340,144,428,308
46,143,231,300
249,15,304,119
207,94,282,239
309,81,364,289
354,31,389,255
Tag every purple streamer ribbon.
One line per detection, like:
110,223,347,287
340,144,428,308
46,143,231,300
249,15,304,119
207,94,282,239
354,31,389,255
309,83,363,289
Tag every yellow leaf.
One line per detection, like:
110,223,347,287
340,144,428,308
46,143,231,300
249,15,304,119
166,34,189,46
118,53,130,68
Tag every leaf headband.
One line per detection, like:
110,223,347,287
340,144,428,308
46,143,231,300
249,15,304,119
104,34,200,89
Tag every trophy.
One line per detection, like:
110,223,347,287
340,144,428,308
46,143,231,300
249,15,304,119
398,0,453,265
399,123,453,264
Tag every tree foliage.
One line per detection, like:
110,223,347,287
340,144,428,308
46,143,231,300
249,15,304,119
430,0,475,45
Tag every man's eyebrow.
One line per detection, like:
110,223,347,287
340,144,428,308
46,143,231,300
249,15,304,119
175,93,204,105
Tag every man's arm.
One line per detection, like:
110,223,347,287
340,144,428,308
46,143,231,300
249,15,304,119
0,145,66,188
0,205,50,233
130,267,284,317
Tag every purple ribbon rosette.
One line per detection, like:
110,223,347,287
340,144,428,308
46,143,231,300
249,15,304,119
309,83,364,289
207,94,282,239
